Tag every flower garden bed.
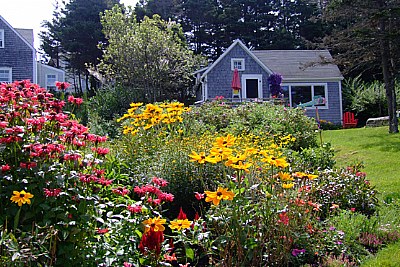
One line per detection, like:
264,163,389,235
0,81,398,266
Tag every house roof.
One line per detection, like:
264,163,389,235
201,39,273,79
252,50,344,81
0,15,35,52
15,28,34,47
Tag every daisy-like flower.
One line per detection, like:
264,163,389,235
188,151,217,164
209,146,232,161
213,134,236,148
143,216,166,233
10,190,34,206
230,160,252,173
204,187,235,206
293,172,318,180
278,172,293,182
169,219,192,231
262,155,289,168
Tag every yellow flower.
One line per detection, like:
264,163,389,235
10,190,34,206
143,216,166,233
225,153,247,167
230,160,252,173
188,151,217,164
282,183,294,189
278,172,293,182
205,187,235,206
293,172,318,180
262,155,289,168
213,134,236,148
210,146,232,161
169,219,192,231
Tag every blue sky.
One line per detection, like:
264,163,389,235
1,0,138,50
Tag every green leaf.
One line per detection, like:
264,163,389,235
185,246,194,261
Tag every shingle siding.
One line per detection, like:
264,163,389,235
0,18,34,82
206,45,270,99
305,82,342,124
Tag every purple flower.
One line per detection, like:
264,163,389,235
268,73,283,98
329,226,336,231
291,248,306,257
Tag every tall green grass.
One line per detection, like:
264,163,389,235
323,126,400,267
322,127,400,200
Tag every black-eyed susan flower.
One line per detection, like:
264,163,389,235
293,172,318,180
143,216,166,233
204,187,235,206
169,219,192,231
278,171,293,182
10,190,34,206
213,134,236,148
188,151,217,164
261,155,289,168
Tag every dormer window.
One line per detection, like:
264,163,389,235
0,29,4,48
231,58,245,71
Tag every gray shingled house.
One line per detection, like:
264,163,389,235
0,15,65,89
195,39,344,124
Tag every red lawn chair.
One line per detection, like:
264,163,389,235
343,112,358,128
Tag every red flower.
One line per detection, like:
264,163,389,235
177,207,187,220
195,192,205,200
277,212,289,225
139,228,164,256
96,228,109,234
55,81,70,90
350,207,356,212
1,164,11,172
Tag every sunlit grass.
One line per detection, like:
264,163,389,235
322,126,400,200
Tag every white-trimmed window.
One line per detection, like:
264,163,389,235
231,58,245,71
282,83,328,109
46,74,57,90
0,68,12,83
0,29,4,48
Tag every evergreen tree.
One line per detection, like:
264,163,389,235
323,0,400,133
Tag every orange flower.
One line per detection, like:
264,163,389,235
142,216,166,233
204,187,235,206
10,190,34,206
213,134,236,148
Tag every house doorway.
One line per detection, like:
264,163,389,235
242,74,262,99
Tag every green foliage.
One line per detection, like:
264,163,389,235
99,5,206,102
342,77,400,125
312,165,378,219
291,142,336,171
184,101,318,151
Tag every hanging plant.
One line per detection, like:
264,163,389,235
268,73,283,98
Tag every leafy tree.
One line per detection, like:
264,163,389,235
323,0,400,133
98,5,206,102
40,0,119,94
134,0,180,21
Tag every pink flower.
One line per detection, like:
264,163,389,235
1,164,11,172
123,263,132,267
112,187,129,196
44,188,62,197
55,81,70,90
195,192,205,200
350,207,356,212
152,176,168,187
127,204,142,213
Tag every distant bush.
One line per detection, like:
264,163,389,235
342,77,400,126
185,100,318,151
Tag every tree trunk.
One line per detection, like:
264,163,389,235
379,11,398,133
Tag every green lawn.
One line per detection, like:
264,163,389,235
323,126,400,267
322,126,400,199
